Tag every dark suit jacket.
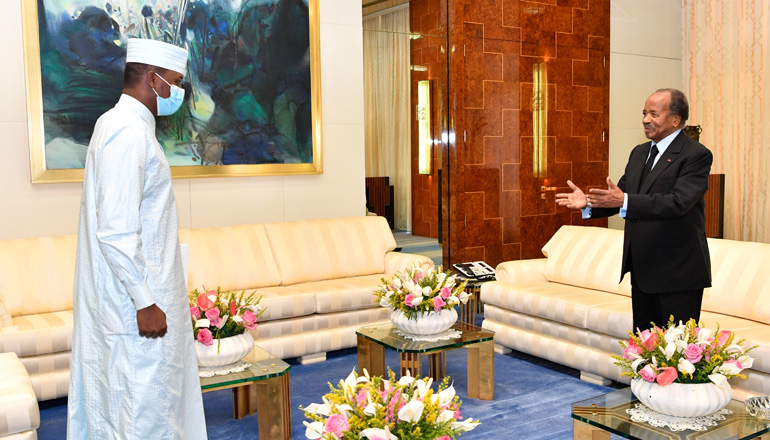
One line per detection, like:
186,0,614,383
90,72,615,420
591,130,713,293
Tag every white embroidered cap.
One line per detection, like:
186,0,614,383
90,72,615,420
125,38,188,75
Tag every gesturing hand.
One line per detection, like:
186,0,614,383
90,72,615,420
586,177,624,209
555,180,588,210
137,304,167,338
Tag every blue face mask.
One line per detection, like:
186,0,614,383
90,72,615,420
152,72,185,116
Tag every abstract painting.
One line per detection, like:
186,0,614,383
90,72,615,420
22,0,321,183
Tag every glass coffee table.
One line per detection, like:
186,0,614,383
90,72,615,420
200,344,291,439
572,387,770,439
356,321,495,400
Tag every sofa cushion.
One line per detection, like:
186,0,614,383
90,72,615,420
252,308,390,340
0,235,77,317
178,224,282,291
20,352,71,375
0,352,40,437
541,226,631,296
0,311,73,357
483,305,626,357
265,216,397,285
481,281,629,330
252,286,317,322
702,238,770,325
294,274,385,314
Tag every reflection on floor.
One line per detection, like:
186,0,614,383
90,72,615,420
393,231,442,267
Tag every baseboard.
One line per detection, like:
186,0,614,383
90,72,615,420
494,344,512,355
298,352,327,365
580,371,612,386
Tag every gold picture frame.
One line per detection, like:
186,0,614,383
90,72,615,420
22,0,322,183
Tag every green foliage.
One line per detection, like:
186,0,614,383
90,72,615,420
300,369,478,439
613,317,756,385
374,264,470,320
188,286,264,340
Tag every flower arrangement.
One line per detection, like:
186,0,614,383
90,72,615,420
613,317,756,387
188,286,264,348
301,369,479,440
374,264,470,319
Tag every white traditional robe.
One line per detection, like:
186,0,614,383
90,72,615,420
68,95,207,439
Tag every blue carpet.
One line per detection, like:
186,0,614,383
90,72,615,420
37,347,621,440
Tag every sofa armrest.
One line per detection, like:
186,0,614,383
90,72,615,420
495,258,547,284
384,251,434,274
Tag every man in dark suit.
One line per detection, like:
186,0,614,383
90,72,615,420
556,88,713,331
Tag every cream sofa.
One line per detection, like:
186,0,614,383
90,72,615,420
0,216,430,401
481,225,770,401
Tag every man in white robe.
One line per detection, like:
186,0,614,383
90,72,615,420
67,38,207,439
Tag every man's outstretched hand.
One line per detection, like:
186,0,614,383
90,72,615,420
555,180,588,210
137,304,167,339
586,177,624,209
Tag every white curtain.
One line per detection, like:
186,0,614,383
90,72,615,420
363,8,411,231
683,0,770,242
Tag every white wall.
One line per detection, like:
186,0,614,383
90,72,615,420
608,0,682,230
0,0,365,240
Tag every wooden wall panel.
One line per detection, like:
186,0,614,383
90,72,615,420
443,0,610,267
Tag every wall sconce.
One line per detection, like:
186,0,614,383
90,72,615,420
410,65,428,72
417,80,431,175
532,62,548,178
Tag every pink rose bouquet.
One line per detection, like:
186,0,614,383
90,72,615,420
613,317,756,386
301,369,479,439
188,286,264,348
374,264,470,319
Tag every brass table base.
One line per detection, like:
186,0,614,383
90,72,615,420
204,373,292,440
357,335,494,401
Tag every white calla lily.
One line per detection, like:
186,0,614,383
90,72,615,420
696,328,714,342
359,427,397,440
231,315,243,323
410,296,424,307
398,373,415,386
437,385,456,406
195,319,210,328
663,343,677,360
363,402,381,416
677,358,695,375
304,403,331,416
458,291,470,304
415,377,433,398
436,409,456,423
451,417,479,431
631,358,645,373
398,399,425,423
738,355,755,369
336,404,355,416
708,373,728,387
447,296,460,305
303,421,324,439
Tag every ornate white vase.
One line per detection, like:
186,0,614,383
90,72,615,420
195,332,254,367
390,308,458,335
631,378,733,418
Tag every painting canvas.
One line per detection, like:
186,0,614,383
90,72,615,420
22,0,322,182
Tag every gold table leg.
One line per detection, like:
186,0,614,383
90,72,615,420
357,335,385,377
401,352,422,377
466,340,494,400
232,383,256,419
255,373,292,440
573,419,610,440
427,352,446,379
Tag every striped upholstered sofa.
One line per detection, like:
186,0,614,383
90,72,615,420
481,225,770,401
0,216,430,401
